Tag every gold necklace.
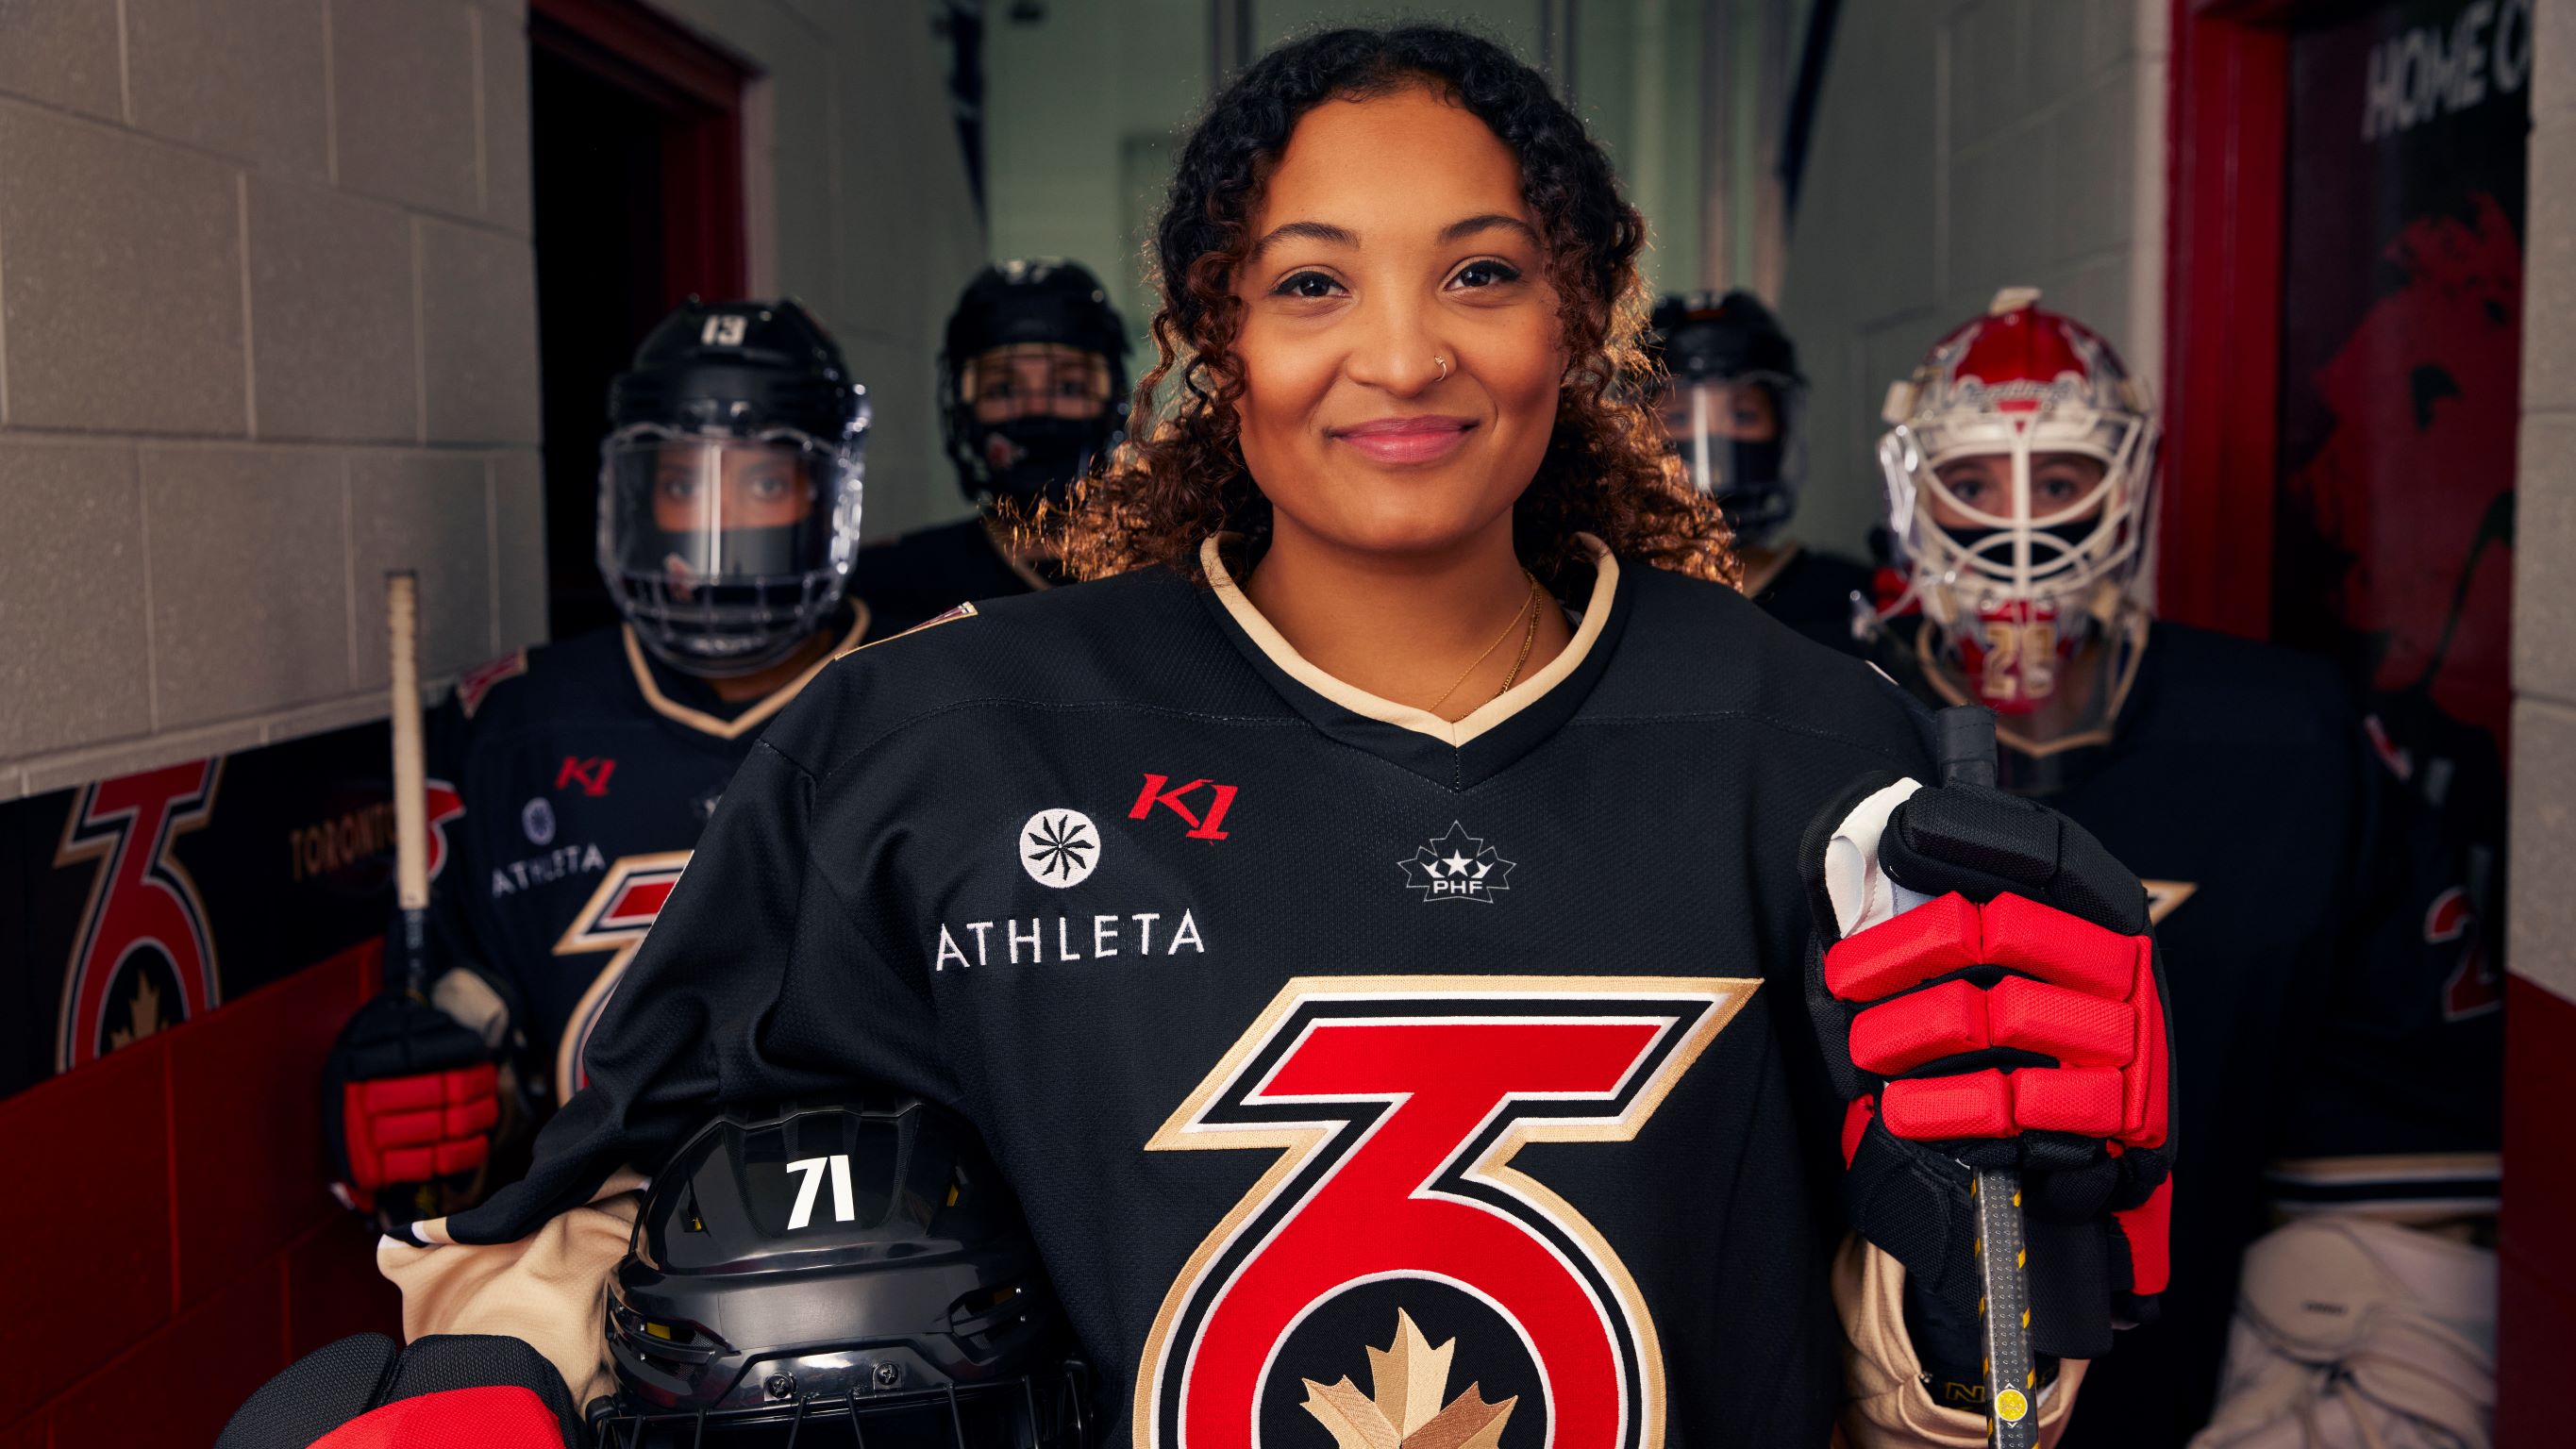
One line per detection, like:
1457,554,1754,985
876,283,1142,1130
1494,578,1546,700
1427,571,1542,716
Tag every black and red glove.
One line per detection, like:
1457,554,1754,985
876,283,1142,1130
217,1333,577,1449
1805,779,2174,1389
321,991,499,1231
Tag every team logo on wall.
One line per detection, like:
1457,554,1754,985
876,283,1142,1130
1138,975,1756,1449
1021,809,1100,887
552,851,691,1098
1398,823,1515,903
54,760,225,1070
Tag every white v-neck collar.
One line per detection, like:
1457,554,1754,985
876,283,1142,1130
1200,534,1620,748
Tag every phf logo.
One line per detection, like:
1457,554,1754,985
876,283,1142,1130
552,851,690,1098
1400,822,1515,903
1138,975,1754,1448
55,760,224,1071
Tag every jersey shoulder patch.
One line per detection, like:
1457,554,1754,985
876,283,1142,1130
453,649,531,719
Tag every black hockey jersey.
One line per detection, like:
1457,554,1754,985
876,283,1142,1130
1744,541,1873,656
855,515,1052,634
1874,618,2501,1448
406,613,865,1103
447,540,1947,1445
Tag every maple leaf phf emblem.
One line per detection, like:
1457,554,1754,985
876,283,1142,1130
1302,1310,1517,1449
1399,822,1515,903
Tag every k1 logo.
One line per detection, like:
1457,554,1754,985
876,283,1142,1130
1137,975,1754,1449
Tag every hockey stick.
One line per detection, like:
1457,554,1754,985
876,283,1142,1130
1932,705,2036,1449
387,572,430,1002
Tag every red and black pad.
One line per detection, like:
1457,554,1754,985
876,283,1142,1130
1800,779,2178,1371
216,1333,578,1449
321,992,498,1225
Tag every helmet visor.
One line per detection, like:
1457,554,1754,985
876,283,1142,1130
1659,373,1803,541
597,424,863,675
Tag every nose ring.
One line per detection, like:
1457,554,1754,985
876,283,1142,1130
1432,355,1449,382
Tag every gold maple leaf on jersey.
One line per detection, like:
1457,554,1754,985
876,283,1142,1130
108,975,168,1052
1300,1308,1517,1449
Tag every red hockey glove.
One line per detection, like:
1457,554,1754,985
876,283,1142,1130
1804,778,2174,1386
217,1332,577,1449
322,991,498,1232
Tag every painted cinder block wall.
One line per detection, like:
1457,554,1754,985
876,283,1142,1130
2503,2,2576,1441
0,0,985,798
1777,0,2169,562
0,0,547,799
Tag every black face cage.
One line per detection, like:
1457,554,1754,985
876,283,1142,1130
591,1360,1093,1449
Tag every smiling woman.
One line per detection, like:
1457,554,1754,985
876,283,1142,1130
289,26,2167,1449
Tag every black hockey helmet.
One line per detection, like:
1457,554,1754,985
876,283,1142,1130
597,298,869,678
939,259,1130,509
1649,290,1808,547
598,1098,1091,1448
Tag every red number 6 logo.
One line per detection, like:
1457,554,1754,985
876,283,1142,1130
1136,975,1754,1449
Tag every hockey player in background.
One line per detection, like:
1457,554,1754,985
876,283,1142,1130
1864,290,2501,1446
232,28,2178,1449
1651,289,1873,650
854,258,1131,629
319,298,875,1230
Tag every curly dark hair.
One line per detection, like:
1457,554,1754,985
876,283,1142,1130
1048,24,1738,589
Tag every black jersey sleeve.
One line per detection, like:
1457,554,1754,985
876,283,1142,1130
436,711,952,1244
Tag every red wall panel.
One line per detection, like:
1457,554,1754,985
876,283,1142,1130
0,943,390,1445
0,1041,173,1425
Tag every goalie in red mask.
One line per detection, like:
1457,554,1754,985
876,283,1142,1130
1863,291,2502,1447
1873,289,2157,785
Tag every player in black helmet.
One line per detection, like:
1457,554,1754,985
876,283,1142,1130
319,298,878,1230
221,1099,1092,1449
598,1099,1091,1446
1650,289,1875,651
856,258,1130,630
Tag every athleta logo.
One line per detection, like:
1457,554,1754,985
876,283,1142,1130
1021,809,1100,887
557,756,617,796
1130,774,1239,841
1139,976,1755,1449
54,760,224,1070
1399,823,1515,903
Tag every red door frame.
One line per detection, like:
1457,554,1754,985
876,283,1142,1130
2166,5,2550,1440
2159,0,2290,639
527,0,749,305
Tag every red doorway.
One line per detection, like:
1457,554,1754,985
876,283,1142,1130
2165,1,2533,1439
527,0,753,640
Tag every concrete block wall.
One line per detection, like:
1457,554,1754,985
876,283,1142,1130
2514,5,2576,1002
1777,0,2168,558
0,0,544,799
646,0,988,541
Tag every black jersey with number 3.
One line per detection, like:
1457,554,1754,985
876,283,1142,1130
447,541,1942,1445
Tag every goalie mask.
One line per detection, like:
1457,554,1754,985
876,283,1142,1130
941,258,1130,510
1878,289,2158,736
600,1099,1091,1448
1649,290,1806,547
598,298,868,678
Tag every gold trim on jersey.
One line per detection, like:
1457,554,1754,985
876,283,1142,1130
1135,973,1757,1449
841,600,979,658
620,608,869,741
1199,534,1619,748
550,851,693,1100
2143,880,2197,924
1739,540,1800,598
1914,604,2149,758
